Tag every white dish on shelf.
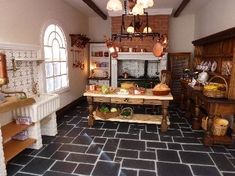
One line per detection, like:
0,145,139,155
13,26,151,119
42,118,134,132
116,91,129,95
211,61,217,72
116,88,129,95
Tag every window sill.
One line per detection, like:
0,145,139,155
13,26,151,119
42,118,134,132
50,87,70,94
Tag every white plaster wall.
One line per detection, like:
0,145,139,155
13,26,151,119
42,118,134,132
194,0,235,39
88,16,112,42
0,0,89,109
168,14,195,53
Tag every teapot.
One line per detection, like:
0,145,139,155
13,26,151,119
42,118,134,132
197,71,209,84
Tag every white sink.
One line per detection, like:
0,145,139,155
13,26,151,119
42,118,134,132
13,93,60,122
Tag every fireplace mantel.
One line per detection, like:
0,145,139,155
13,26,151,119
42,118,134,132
117,52,167,60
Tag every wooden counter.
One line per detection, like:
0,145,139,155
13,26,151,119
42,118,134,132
0,97,35,113
84,89,173,132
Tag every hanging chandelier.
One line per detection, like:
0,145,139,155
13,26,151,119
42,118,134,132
106,0,168,57
106,0,154,15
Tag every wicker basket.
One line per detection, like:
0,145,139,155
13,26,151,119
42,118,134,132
120,107,133,119
96,108,120,119
201,116,208,130
203,76,228,98
211,118,229,136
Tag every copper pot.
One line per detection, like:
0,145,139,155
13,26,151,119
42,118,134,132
0,53,9,86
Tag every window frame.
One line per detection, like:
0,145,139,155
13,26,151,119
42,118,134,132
42,22,70,94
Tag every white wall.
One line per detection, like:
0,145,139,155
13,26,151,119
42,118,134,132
194,0,235,39
88,16,112,42
168,14,195,53
0,0,89,109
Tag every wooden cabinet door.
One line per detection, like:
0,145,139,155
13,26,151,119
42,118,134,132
168,53,191,102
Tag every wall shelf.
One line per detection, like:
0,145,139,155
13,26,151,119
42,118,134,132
3,138,36,163
1,122,34,143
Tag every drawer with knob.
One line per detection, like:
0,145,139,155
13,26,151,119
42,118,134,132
111,98,143,104
93,97,111,103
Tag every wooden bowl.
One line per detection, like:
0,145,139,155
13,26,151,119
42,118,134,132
152,90,170,96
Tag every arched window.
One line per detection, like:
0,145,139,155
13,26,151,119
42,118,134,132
43,24,69,93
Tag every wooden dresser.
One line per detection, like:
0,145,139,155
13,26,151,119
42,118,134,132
181,27,235,146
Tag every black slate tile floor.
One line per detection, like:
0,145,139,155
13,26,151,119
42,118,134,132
7,104,235,176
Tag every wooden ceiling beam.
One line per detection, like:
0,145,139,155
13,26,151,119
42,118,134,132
174,0,191,17
82,0,107,20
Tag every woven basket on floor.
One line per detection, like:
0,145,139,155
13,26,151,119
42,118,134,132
211,118,229,136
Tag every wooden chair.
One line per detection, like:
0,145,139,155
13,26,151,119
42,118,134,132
161,70,171,88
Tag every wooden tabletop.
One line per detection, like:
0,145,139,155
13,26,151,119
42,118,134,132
84,89,173,101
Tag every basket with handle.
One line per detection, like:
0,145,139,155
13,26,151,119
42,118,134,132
211,118,229,136
120,107,133,119
203,75,228,98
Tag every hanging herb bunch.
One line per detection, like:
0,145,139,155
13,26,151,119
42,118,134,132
70,34,90,49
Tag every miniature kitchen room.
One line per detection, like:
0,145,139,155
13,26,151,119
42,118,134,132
1,0,235,176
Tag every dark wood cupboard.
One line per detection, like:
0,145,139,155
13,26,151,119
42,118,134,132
168,52,191,102
181,27,235,146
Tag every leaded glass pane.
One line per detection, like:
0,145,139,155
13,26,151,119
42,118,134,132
55,76,62,90
45,62,53,77
61,62,67,74
53,62,61,76
46,78,54,93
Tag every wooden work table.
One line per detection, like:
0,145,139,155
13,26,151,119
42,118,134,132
84,89,173,132
181,82,235,147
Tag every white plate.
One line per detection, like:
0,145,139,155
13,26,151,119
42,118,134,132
116,91,129,95
211,61,217,72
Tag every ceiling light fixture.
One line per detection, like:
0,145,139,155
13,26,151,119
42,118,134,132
107,0,154,15
126,20,135,33
131,3,144,15
106,0,123,11
143,26,152,33
136,0,154,8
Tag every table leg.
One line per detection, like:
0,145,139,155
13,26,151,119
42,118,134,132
231,119,235,147
87,97,95,127
185,97,191,119
192,100,201,130
203,113,214,146
161,101,169,132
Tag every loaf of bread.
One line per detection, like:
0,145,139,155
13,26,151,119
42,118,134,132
153,83,170,91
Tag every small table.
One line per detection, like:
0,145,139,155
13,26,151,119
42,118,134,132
84,89,173,132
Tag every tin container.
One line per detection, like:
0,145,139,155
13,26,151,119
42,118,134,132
0,53,9,86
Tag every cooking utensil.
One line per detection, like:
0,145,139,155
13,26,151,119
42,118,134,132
153,42,164,57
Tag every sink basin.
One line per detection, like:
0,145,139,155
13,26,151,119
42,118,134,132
13,93,60,122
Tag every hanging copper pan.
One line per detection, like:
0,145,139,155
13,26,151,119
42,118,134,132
152,41,164,57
